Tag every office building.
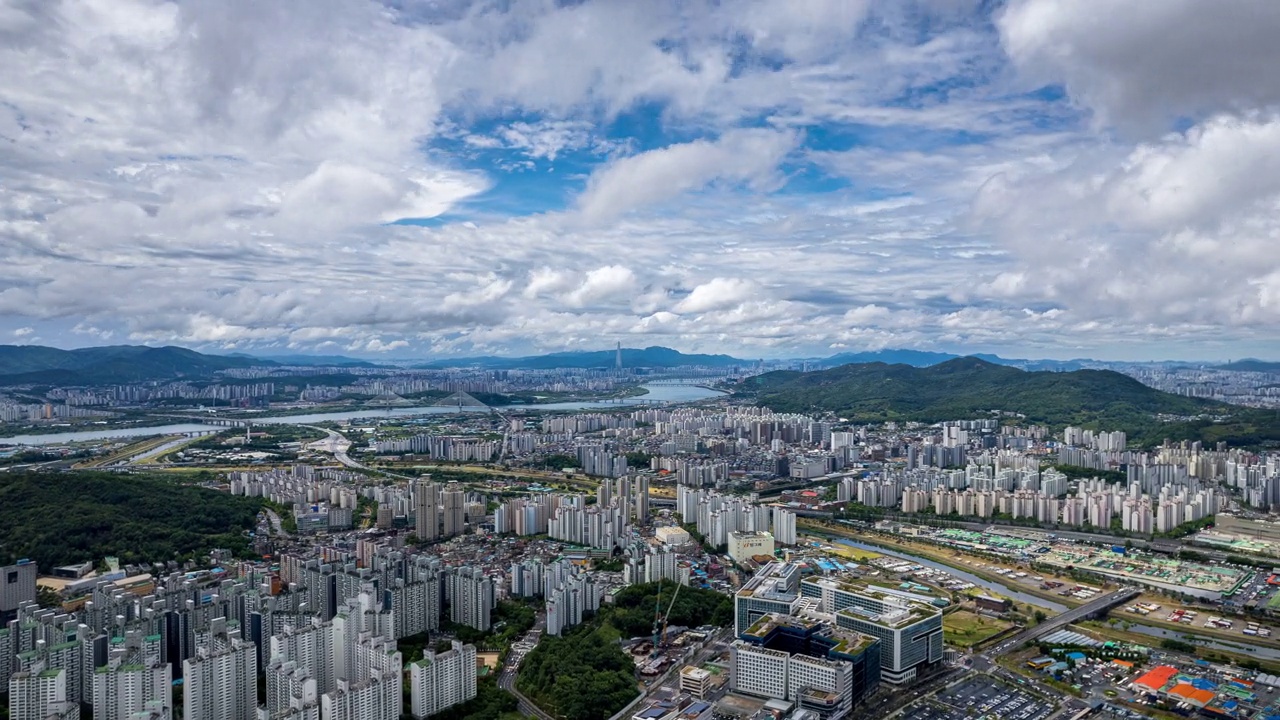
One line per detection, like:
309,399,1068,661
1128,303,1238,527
409,641,477,719
735,563,805,635
801,577,944,684
679,666,712,700
731,612,880,719
728,531,775,564
1,560,37,621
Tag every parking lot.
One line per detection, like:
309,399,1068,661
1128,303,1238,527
899,676,1055,720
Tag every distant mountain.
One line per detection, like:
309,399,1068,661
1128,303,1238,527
815,349,1089,371
0,345,274,386
738,357,1221,428
230,353,384,368
1217,359,1280,373
416,346,748,370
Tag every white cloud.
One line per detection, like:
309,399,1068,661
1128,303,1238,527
566,266,638,307
11,327,33,337
576,129,798,222
999,0,1280,132
675,278,760,313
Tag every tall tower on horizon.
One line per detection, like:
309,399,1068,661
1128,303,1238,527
615,341,622,370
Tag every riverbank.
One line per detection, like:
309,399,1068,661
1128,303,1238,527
1077,621,1280,675
1113,594,1280,650
800,520,1088,612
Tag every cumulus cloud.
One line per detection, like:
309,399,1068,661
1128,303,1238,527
4,0,1280,360
675,278,761,313
999,0,1280,131
576,129,798,222
566,266,638,307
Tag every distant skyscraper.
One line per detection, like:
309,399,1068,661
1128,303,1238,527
615,341,622,370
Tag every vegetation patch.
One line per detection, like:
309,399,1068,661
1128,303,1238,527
0,471,263,570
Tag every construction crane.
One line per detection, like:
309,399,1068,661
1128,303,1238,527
659,581,681,648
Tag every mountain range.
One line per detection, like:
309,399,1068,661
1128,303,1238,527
0,342,1272,388
413,345,748,370
738,357,1222,430
0,345,271,386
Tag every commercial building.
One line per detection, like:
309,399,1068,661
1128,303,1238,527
679,666,712,700
730,612,880,719
801,577,944,684
728,531,776,564
735,562,805,635
1,560,37,621
655,526,691,546
409,641,477,719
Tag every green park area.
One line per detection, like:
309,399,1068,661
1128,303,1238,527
942,610,1012,649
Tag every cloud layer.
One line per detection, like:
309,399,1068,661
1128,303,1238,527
2,0,1280,360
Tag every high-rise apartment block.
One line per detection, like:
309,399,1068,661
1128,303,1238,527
91,631,172,720
409,640,476,719
182,619,258,720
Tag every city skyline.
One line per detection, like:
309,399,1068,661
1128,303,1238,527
4,2,1280,360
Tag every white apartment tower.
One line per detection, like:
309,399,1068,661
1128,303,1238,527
409,641,477,719
9,665,80,720
182,620,257,720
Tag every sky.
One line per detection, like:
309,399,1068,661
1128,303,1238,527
3,0,1280,362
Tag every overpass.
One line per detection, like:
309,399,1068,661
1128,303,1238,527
985,587,1141,657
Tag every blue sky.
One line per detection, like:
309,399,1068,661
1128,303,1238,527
2,0,1280,361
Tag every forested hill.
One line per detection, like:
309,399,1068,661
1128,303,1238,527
0,471,263,570
0,344,272,385
737,357,1223,429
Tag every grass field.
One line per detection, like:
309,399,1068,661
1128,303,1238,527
943,610,1011,648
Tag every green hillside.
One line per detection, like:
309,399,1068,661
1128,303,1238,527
738,357,1223,431
0,344,272,385
0,471,264,570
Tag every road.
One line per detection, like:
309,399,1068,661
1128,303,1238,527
301,425,420,481
497,612,555,720
984,588,1141,657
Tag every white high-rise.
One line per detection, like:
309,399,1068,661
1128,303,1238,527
9,665,80,720
182,621,257,720
448,568,493,632
773,509,797,545
92,633,172,720
409,641,477,719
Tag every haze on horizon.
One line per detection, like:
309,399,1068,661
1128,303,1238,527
3,1,1280,363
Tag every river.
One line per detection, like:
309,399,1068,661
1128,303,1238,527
1120,622,1280,660
0,382,726,446
833,538,1070,613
